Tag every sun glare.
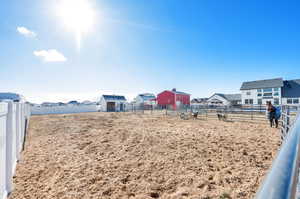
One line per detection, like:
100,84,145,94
56,0,95,50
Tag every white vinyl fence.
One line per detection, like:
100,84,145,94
0,101,30,199
30,105,99,115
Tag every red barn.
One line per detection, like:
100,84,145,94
157,88,190,110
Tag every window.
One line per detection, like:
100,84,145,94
293,99,299,104
258,99,262,105
245,99,249,104
263,93,272,97
274,88,279,91
257,93,262,97
274,98,279,105
263,88,273,92
249,99,253,104
274,92,279,96
257,89,262,92
246,92,251,95
287,99,293,104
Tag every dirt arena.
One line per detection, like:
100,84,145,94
9,112,280,199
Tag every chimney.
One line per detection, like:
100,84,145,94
172,88,176,92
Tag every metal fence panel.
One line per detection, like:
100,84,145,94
256,105,300,199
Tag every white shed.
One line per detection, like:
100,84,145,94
99,95,127,112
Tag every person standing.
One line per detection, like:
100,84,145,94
266,101,278,128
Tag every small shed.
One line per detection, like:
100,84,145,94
99,95,127,112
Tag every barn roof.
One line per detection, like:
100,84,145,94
240,78,283,90
172,90,190,95
158,89,190,96
282,79,300,98
102,95,126,101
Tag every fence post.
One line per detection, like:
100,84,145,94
286,106,290,134
5,102,14,194
0,103,8,199
15,103,22,158
251,104,253,120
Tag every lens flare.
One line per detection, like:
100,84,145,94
56,0,95,50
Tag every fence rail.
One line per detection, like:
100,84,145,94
0,101,30,199
126,104,270,122
30,104,98,115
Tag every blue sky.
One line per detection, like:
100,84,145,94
1,0,300,103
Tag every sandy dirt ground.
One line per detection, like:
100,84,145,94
9,112,280,199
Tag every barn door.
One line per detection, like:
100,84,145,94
107,102,116,112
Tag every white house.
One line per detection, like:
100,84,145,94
207,93,241,106
99,95,127,112
134,93,156,106
240,78,300,105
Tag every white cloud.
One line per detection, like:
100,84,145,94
33,49,67,62
17,26,37,37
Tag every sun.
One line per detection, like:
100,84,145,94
56,0,95,50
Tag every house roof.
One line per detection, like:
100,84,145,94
240,78,283,90
210,93,241,101
223,94,242,101
282,79,300,98
102,95,126,101
68,100,79,104
138,93,156,101
191,98,208,103
0,92,23,102
210,98,223,103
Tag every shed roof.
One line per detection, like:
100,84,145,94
240,78,283,90
102,95,126,101
282,79,300,98
0,92,23,102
